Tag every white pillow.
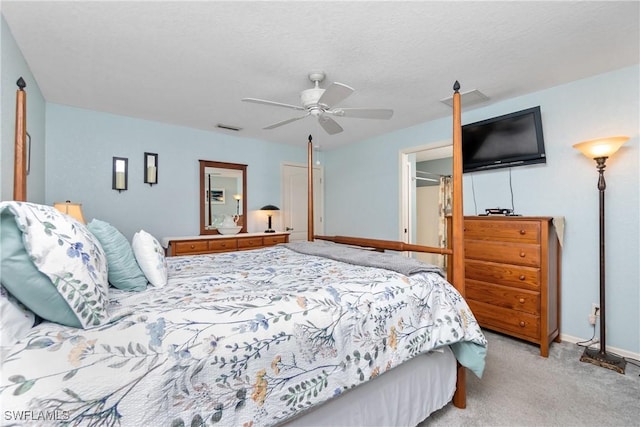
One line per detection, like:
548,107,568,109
1,286,36,362
132,230,168,287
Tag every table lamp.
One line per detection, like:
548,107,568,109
260,205,279,233
53,200,86,224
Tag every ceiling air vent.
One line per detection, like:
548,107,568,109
216,123,242,132
440,89,489,107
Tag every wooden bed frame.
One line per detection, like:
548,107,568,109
310,81,467,408
11,78,468,408
13,77,28,202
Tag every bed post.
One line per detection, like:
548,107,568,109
14,77,27,201
451,81,467,409
307,135,314,241
308,83,470,409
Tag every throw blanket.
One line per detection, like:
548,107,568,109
285,240,444,277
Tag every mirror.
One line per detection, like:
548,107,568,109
199,160,247,235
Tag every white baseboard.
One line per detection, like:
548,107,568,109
560,333,640,361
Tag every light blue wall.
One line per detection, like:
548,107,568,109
1,15,46,203
45,104,306,240
3,12,638,353
324,65,639,354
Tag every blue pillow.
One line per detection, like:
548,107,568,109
87,219,147,291
0,202,109,328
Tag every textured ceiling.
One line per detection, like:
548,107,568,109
2,1,638,150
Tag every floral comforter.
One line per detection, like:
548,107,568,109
1,245,486,426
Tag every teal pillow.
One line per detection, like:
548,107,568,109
87,219,147,291
1,212,81,327
0,202,109,328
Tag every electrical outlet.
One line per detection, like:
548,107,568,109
588,304,600,325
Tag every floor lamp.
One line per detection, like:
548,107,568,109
573,136,628,374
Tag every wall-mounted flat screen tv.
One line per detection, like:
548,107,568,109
462,106,546,173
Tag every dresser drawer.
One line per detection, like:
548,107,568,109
465,259,540,290
467,300,540,340
237,237,264,250
263,234,287,246
459,216,559,357
465,240,540,267
174,240,210,255
167,233,290,256
466,280,539,315
208,239,238,252
465,219,540,244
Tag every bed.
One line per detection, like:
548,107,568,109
1,79,486,426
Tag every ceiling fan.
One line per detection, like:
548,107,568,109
241,71,394,135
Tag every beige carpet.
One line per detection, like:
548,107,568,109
422,330,640,427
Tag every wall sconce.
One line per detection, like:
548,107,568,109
233,194,242,215
260,204,280,233
53,200,86,224
112,157,128,192
573,135,628,374
144,152,158,186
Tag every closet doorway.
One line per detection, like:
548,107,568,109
399,142,452,269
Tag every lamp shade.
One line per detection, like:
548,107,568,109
573,136,629,159
260,205,280,211
53,201,86,224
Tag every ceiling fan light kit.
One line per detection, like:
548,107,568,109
242,71,394,135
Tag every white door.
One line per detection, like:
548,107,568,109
282,163,323,242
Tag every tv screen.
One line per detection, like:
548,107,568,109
462,106,546,173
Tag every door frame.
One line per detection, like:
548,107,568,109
399,140,452,244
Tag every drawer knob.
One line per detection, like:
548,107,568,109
519,321,526,327
519,298,525,304
519,229,526,235
190,244,195,249
519,251,526,257
519,275,526,280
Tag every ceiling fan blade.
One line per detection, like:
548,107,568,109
318,115,343,135
332,108,394,120
263,113,310,130
317,82,354,107
242,98,305,111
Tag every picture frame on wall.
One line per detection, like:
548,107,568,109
26,132,31,175
207,188,225,204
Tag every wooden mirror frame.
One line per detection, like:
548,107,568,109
199,160,247,235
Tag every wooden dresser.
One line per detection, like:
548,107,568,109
163,232,289,257
463,216,560,357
